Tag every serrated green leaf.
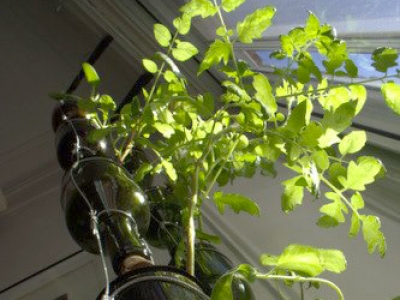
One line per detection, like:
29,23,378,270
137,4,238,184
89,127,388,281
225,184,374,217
82,63,100,87
321,101,356,133
275,244,324,277
339,130,367,156
213,191,260,216
281,176,304,213
172,41,199,61
349,212,361,237
143,59,158,73
210,273,234,300
237,6,276,43
339,156,383,191
317,249,347,274
180,0,217,18
299,122,323,148
221,0,246,12
320,201,346,224
318,128,341,148
349,84,367,115
381,82,400,115
304,12,320,38
361,215,386,257
173,13,191,35
253,73,277,116
260,253,278,266
235,264,258,283
198,39,231,74
372,47,398,73
351,192,364,210
154,23,172,47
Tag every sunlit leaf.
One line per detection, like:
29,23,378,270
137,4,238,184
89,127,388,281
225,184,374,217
161,160,177,181
154,24,172,47
221,0,246,12
237,6,276,43
361,215,386,257
172,41,199,61
276,245,324,276
339,156,383,191
143,59,158,73
381,82,400,115
180,0,217,18
214,191,260,216
339,130,367,156
173,13,192,35
253,73,277,116
82,63,100,87
304,12,320,38
281,176,304,213
199,39,231,74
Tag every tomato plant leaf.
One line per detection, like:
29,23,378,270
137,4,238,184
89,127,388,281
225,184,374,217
237,6,276,43
199,39,231,74
281,177,304,213
361,215,386,257
154,24,172,47
221,0,246,12
339,130,367,156
339,156,383,191
173,13,192,35
143,59,158,73
253,73,277,116
213,191,260,216
82,62,100,87
211,273,234,300
372,47,398,73
381,82,400,115
172,41,199,61
180,0,217,18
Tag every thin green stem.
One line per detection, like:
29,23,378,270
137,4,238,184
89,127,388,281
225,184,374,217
257,273,344,300
320,175,360,218
186,162,200,276
212,0,245,89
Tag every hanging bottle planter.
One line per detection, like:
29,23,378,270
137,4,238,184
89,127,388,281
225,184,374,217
61,156,152,273
55,118,113,170
144,186,182,250
97,266,209,300
51,100,86,132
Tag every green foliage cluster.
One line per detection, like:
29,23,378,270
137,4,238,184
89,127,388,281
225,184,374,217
52,0,400,298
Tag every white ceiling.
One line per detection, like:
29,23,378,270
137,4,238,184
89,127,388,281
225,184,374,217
1,1,400,300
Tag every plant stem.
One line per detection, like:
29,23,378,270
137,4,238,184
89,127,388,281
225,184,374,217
258,274,345,300
320,175,360,218
186,162,200,276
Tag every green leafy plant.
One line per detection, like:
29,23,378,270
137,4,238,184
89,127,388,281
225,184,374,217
52,0,400,298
